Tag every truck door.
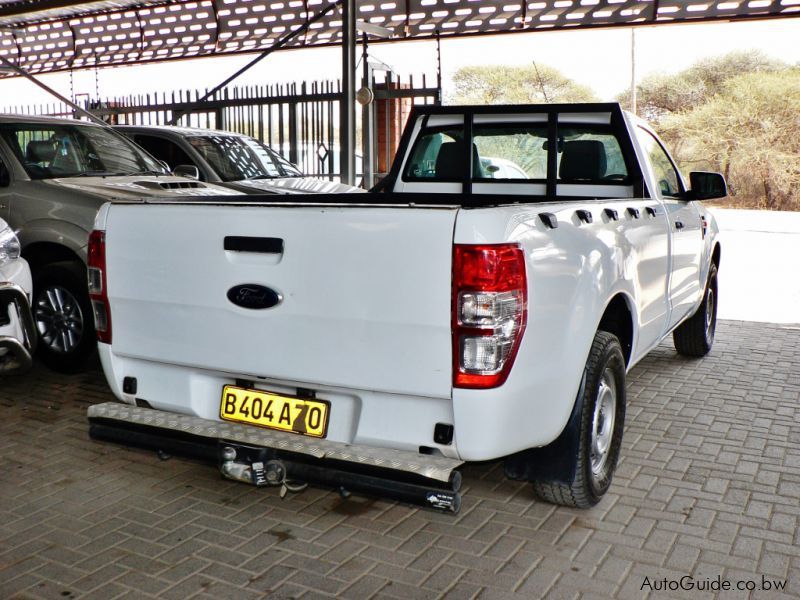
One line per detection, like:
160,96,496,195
636,128,703,327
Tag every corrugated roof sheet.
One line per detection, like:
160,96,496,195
0,0,797,76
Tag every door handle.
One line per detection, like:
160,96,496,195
675,220,684,230
224,236,283,254
0,203,6,210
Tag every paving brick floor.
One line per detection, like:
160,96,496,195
1,320,798,599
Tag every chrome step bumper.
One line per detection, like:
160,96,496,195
0,282,36,376
87,402,464,512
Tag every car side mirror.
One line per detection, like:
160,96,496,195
688,171,727,201
173,165,199,180
0,162,9,187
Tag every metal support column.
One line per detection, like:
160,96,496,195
360,33,375,189
340,0,356,185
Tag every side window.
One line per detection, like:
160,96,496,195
134,135,196,174
403,127,464,181
1,127,96,177
637,128,682,198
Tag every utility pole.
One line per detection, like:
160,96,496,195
630,28,637,116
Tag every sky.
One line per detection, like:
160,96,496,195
1,20,799,110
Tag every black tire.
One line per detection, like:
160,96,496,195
32,261,96,373
532,331,626,508
673,263,718,357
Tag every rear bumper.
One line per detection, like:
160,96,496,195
98,346,460,459
0,282,37,376
87,402,464,512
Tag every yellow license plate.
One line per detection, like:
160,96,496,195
220,385,329,438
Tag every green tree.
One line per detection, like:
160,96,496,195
660,69,800,210
620,50,785,120
448,64,597,105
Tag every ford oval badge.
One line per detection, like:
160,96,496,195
227,284,282,310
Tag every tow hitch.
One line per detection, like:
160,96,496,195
218,441,461,513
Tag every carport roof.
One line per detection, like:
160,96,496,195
0,0,798,77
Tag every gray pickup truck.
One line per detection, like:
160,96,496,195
0,114,243,371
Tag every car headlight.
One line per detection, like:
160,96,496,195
0,225,21,265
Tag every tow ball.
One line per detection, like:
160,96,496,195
219,445,308,498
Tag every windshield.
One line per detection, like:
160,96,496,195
272,151,303,176
187,135,302,181
0,122,165,179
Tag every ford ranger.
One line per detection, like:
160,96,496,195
87,103,725,511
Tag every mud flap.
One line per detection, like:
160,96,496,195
503,372,587,484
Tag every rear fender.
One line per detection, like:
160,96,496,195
452,204,640,461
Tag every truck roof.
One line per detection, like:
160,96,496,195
405,102,626,116
116,124,249,137
0,114,93,126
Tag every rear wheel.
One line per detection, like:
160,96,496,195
673,263,718,357
33,261,96,373
532,331,626,508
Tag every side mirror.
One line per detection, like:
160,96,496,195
688,171,727,201
173,165,199,180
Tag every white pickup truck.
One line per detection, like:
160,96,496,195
87,103,725,512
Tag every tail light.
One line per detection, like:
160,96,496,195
453,244,527,389
87,230,111,344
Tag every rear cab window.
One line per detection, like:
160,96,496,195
397,107,641,200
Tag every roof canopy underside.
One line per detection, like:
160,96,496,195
0,0,797,77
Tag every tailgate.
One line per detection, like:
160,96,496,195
104,203,458,399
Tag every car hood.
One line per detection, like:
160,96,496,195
232,177,364,195
46,175,244,200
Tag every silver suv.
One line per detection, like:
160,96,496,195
0,114,243,371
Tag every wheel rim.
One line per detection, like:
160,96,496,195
705,288,716,340
34,285,85,354
591,369,617,476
